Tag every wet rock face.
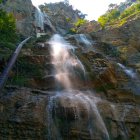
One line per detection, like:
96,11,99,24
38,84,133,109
52,93,140,140
98,102,140,140
1,30,140,139
1,88,140,140
75,49,117,90
0,88,49,139
69,36,140,104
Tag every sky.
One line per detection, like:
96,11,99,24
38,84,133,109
32,0,126,21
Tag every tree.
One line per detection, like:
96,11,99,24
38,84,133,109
74,18,87,27
98,9,120,27
64,0,69,6
120,2,140,19
0,9,17,43
108,3,118,10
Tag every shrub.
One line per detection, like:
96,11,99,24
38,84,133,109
98,2,140,27
120,3,140,19
0,9,17,43
98,9,120,27
69,28,77,34
74,18,87,27
68,18,87,34
0,41,15,50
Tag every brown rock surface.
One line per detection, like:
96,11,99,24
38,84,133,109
94,15,140,72
0,87,49,139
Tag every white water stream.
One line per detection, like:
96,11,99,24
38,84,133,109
47,34,110,140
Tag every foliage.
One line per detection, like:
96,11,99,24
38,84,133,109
16,58,43,78
35,35,50,43
98,1,140,27
69,28,77,34
98,9,120,27
0,41,15,50
74,9,87,19
66,17,71,22
8,57,44,86
69,18,87,34
108,3,118,10
120,3,140,19
118,18,127,26
74,18,87,27
10,76,29,87
39,4,49,12
0,9,17,43
98,15,108,27
64,0,69,6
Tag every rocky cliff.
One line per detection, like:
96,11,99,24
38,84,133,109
1,0,35,36
93,13,140,74
0,32,140,139
1,0,83,36
39,2,83,34
0,1,140,140
0,0,55,37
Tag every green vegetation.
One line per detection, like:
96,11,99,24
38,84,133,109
10,76,29,87
69,18,87,34
35,35,50,43
120,3,140,19
7,56,44,87
98,9,120,27
0,7,20,75
0,41,16,50
74,18,87,27
0,9,17,43
98,1,140,28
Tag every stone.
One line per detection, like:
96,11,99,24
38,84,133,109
43,2,82,34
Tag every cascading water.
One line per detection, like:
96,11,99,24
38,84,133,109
79,34,92,47
110,104,129,140
117,63,140,95
49,34,85,90
35,8,44,31
47,34,110,140
75,34,93,49
117,63,137,78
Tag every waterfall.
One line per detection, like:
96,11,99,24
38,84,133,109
75,34,93,48
110,104,129,140
79,34,92,47
32,0,56,33
47,34,110,140
49,34,85,90
117,63,137,78
117,63,140,95
34,8,44,31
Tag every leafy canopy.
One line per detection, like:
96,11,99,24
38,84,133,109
98,1,140,27
98,9,120,27
120,2,140,19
